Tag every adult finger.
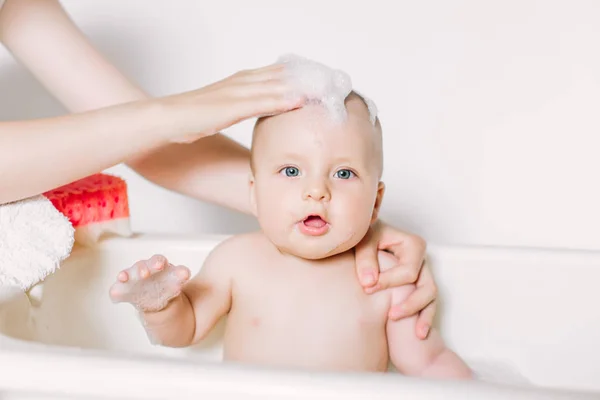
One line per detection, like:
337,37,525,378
353,229,380,288
249,62,286,75
379,233,426,275
388,283,436,320
237,92,304,122
372,262,420,293
416,300,437,339
238,63,287,83
413,259,438,338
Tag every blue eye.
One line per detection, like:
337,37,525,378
282,167,299,177
335,169,354,179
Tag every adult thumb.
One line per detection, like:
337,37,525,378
354,232,380,288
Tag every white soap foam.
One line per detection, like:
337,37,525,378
277,54,378,125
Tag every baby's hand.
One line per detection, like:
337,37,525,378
108,254,190,312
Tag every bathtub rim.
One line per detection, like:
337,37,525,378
66,232,600,262
1,233,600,399
0,336,597,400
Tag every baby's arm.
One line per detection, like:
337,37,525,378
379,251,473,380
109,241,236,347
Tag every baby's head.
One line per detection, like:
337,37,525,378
249,91,385,260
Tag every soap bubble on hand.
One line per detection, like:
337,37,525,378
108,254,190,313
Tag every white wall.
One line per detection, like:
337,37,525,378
1,0,599,251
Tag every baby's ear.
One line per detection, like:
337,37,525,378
370,181,385,224
249,173,258,216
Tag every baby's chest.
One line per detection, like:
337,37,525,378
232,266,390,331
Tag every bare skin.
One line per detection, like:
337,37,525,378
110,235,471,378
110,95,472,378
1,0,438,334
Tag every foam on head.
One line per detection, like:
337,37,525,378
251,90,384,179
250,55,384,175
277,54,378,125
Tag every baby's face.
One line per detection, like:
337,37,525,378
249,95,384,260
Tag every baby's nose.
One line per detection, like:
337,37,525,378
303,182,331,202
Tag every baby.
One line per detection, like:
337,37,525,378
109,89,473,379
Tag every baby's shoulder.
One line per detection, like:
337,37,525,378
203,231,272,268
220,230,272,249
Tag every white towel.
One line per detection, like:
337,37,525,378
0,195,74,291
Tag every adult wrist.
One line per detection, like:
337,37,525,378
133,98,177,145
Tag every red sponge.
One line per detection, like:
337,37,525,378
43,173,133,245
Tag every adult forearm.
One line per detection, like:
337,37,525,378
0,101,168,204
127,134,253,215
0,0,148,112
1,0,254,213
0,0,157,203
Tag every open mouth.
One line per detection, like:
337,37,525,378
298,214,330,236
303,214,328,228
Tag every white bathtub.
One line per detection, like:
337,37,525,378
0,233,599,399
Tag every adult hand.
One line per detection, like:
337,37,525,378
156,63,305,144
354,220,436,340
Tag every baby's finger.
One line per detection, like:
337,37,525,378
123,260,146,281
108,283,129,303
150,260,166,271
138,263,150,279
148,254,168,267
117,271,129,282
388,284,435,320
145,254,169,275
171,265,191,283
